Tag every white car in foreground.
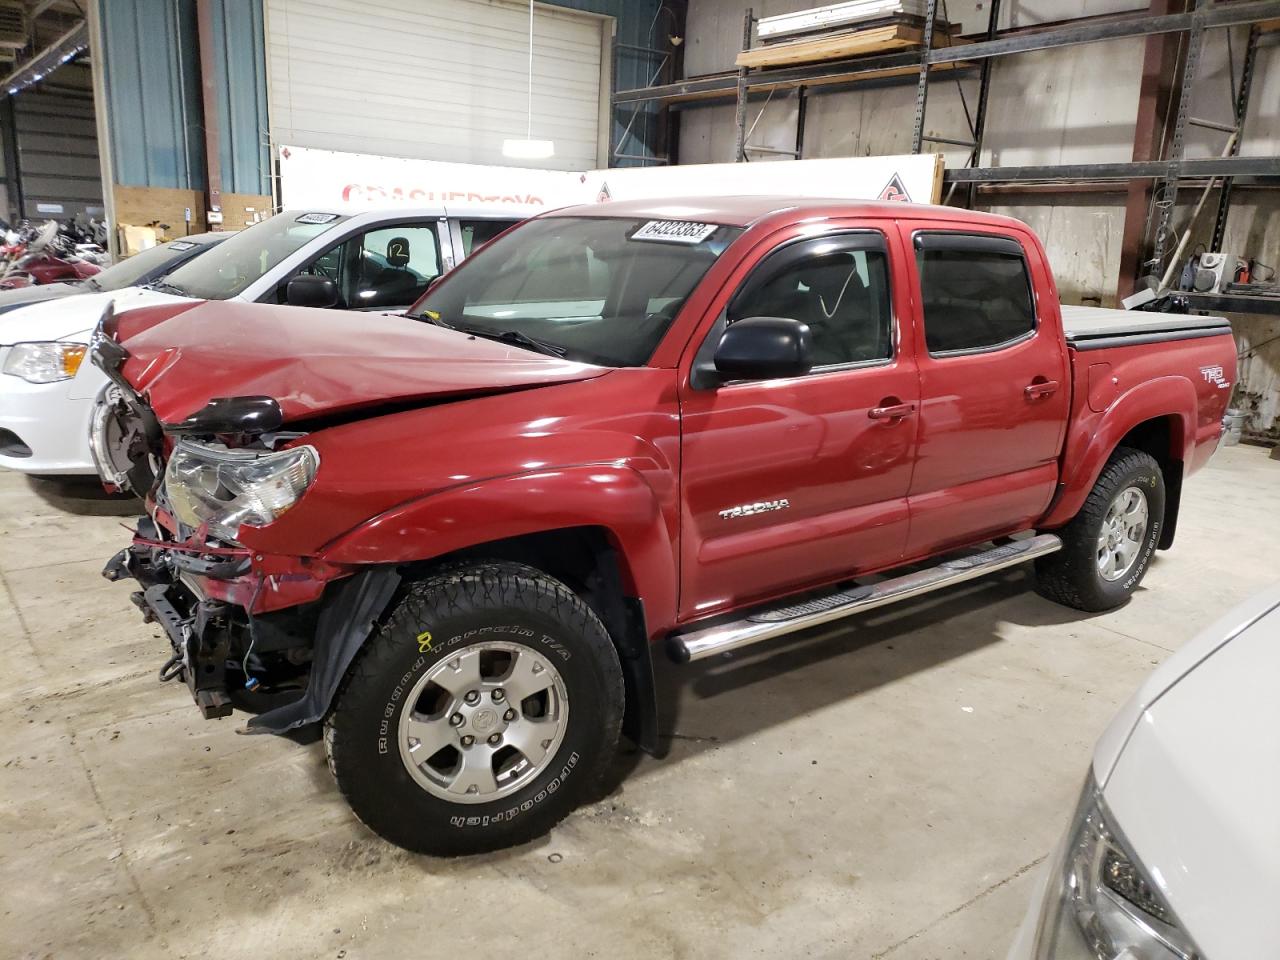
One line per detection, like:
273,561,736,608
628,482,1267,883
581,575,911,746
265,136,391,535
1009,584,1280,959
0,206,520,475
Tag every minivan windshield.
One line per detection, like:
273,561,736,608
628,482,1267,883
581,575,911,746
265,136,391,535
88,236,221,292
153,212,351,301
411,216,743,367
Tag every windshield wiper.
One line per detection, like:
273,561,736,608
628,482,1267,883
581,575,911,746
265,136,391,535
425,316,568,358
464,327,568,358
146,279,187,296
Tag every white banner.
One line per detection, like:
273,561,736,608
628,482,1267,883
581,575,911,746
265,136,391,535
276,145,943,215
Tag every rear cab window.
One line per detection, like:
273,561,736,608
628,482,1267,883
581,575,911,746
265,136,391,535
914,233,1036,355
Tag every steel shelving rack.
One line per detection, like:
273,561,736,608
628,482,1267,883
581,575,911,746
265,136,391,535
611,0,1280,298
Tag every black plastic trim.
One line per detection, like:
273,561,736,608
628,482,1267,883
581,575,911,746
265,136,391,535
1068,326,1231,351
913,233,1026,257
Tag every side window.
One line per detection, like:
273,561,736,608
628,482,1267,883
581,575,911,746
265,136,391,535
728,237,893,368
352,225,441,309
916,234,1035,354
281,223,441,310
459,219,520,256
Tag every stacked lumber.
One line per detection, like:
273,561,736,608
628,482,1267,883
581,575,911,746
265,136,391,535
738,1,964,70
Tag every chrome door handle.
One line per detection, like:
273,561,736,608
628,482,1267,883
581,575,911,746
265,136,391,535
1024,380,1060,400
868,402,916,420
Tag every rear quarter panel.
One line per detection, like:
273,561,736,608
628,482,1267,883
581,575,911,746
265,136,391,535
1041,330,1236,528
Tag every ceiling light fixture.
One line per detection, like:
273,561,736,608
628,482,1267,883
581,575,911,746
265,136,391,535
502,0,555,162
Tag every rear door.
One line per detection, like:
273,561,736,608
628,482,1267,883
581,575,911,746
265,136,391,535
900,226,1069,557
677,228,919,620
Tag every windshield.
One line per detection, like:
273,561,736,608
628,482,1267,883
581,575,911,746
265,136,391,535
91,237,218,292
412,216,743,367
154,212,350,301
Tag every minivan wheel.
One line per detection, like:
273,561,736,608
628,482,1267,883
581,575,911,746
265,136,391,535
324,561,623,856
1035,447,1166,613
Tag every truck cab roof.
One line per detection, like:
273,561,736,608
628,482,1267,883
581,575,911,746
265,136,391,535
545,195,1030,231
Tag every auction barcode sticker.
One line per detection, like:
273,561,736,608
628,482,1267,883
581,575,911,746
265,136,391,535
631,220,718,244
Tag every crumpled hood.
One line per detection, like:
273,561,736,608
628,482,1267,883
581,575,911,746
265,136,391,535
118,299,609,425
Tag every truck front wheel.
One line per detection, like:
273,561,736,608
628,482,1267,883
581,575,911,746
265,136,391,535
324,561,624,855
1035,447,1166,612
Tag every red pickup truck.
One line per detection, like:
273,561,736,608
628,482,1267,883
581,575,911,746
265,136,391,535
91,198,1235,855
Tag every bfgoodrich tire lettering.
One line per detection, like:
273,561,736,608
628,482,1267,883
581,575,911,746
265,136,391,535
1035,446,1166,613
324,561,623,856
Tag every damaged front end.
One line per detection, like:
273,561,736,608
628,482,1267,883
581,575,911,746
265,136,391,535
91,318,399,734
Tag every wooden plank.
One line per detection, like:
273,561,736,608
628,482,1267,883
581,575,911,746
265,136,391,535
111,184,273,241
737,24,915,68
112,185,207,238
736,23,968,69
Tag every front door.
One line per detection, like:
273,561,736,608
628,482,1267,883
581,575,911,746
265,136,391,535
678,229,919,621
902,227,1070,557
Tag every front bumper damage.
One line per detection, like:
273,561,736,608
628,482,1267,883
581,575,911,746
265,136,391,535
105,518,400,733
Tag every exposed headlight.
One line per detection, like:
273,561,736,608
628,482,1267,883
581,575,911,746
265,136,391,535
2,341,88,383
1031,773,1200,959
164,440,319,542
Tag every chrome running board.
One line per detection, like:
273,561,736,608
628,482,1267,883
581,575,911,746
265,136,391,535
667,533,1063,663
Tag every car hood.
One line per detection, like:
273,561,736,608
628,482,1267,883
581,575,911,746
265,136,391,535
1098,584,1280,960
0,281,83,315
117,300,610,425
0,285,189,343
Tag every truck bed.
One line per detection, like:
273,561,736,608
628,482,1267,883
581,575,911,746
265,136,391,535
1061,304,1231,351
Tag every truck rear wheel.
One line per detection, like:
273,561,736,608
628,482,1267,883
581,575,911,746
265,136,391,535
324,561,623,856
1035,447,1165,613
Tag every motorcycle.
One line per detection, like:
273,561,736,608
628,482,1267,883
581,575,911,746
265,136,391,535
0,220,103,289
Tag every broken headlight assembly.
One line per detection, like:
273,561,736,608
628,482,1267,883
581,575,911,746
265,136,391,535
3,340,88,383
1031,773,1200,960
164,440,319,542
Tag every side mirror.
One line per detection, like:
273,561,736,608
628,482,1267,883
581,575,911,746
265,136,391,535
286,274,339,308
712,316,813,381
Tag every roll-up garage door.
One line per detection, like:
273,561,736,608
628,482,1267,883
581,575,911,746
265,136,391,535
265,0,608,171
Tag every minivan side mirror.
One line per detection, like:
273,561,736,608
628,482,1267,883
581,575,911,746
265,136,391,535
712,316,813,381
286,274,339,308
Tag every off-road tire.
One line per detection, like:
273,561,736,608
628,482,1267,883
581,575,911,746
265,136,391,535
324,561,624,856
1035,447,1165,613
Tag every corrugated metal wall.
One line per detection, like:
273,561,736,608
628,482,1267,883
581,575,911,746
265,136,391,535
209,0,270,194
7,61,104,220
549,0,667,165
98,0,268,193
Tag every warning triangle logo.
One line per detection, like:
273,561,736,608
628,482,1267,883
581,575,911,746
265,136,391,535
596,181,612,203
878,173,911,202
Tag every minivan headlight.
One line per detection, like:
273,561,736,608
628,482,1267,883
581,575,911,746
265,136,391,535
164,440,319,542
1030,773,1200,960
3,341,88,383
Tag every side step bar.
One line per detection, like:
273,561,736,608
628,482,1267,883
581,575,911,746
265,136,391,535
667,533,1063,663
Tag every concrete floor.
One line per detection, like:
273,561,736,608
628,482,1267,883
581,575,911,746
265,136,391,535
2,444,1277,960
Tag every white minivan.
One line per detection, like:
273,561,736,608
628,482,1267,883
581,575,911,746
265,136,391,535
0,207,521,475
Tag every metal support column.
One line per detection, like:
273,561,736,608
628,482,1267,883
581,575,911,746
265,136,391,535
910,0,940,153
733,9,753,162
1117,0,1186,298
1148,0,1208,273
794,86,808,160
0,96,22,221
195,0,223,228
1210,24,1261,251
964,0,1002,207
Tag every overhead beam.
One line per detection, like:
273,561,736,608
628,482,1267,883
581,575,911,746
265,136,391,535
0,18,86,95
942,156,1280,182
928,0,1280,63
